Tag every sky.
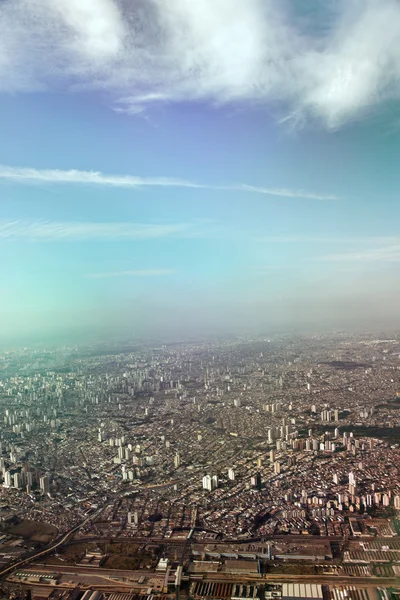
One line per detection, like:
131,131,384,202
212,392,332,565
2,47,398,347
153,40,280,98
1,0,400,343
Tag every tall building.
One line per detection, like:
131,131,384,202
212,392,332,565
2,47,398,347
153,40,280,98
174,453,181,468
274,461,281,475
202,475,213,491
3,471,12,488
251,472,262,491
228,468,235,481
13,473,22,489
40,475,50,495
203,474,218,491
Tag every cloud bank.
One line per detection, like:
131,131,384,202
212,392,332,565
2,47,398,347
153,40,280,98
1,0,400,127
0,165,337,200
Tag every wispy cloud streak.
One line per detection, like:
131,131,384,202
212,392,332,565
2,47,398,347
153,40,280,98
0,220,209,241
0,165,338,200
320,245,400,263
255,236,400,244
87,269,175,278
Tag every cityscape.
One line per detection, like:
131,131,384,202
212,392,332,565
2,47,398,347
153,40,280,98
0,333,398,599
2,0,400,599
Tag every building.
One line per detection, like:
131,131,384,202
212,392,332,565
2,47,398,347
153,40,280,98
13,473,22,489
40,475,50,495
3,471,12,488
251,472,262,491
202,475,212,491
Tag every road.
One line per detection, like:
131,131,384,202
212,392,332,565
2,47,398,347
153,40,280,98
0,505,105,580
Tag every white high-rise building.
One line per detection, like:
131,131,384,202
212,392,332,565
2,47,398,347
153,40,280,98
202,475,212,491
13,473,22,489
40,475,50,495
228,468,235,481
203,475,218,491
3,471,12,488
174,453,181,468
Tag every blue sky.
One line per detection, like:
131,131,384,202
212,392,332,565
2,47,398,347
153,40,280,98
1,0,400,342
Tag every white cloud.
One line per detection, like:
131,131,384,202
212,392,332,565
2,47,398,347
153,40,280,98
0,164,337,200
0,220,209,241
320,244,400,262
87,269,175,278
44,0,126,61
255,235,400,244
1,0,400,127
250,265,282,271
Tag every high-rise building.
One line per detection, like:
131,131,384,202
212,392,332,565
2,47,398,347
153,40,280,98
203,474,218,491
270,450,275,463
251,472,262,490
202,475,213,491
174,453,181,468
228,468,235,481
13,473,22,489
40,475,50,495
3,471,12,488
274,461,281,474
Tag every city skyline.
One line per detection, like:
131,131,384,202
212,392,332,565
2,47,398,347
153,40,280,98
1,0,400,342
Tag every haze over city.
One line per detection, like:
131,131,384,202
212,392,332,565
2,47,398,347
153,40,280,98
1,0,400,343
2,5,400,600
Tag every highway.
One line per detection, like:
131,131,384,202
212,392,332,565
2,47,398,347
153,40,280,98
0,505,105,580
